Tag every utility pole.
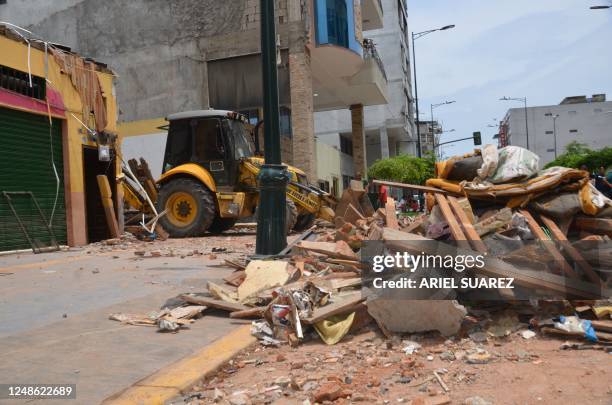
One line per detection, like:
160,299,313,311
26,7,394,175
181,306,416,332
552,114,559,159
500,96,530,149
256,0,288,255
411,25,455,158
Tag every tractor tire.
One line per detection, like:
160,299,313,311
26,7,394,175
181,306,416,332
157,178,216,238
293,213,316,232
208,217,237,234
285,199,298,234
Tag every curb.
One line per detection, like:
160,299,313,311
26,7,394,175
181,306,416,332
102,324,256,405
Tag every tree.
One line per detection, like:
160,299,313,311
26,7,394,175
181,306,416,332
368,153,435,185
544,141,612,170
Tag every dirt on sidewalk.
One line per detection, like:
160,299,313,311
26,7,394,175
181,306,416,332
179,325,611,405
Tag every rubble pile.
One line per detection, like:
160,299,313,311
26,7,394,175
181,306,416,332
114,146,611,345
189,146,610,347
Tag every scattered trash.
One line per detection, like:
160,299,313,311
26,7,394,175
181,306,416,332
521,330,536,339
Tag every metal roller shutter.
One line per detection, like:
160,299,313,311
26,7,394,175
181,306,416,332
0,107,67,251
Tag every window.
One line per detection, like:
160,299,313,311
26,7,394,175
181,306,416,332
318,180,330,192
326,0,348,48
194,119,225,161
342,175,353,190
164,120,191,171
545,131,553,135
226,119,255,159
238,109,260,126
280,106,292,138
0,64,46,100
340,135,353,156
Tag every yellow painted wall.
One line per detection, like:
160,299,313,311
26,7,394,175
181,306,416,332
0,33,118,245
118,117,168,138
316,141,342,197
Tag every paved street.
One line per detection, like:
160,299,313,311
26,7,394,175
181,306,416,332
0,233,255,404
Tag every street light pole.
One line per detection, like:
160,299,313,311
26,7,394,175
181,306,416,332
411,34,421,157
411,24,455,158
500,96,530,150
256,0,288,255
430,100,455,155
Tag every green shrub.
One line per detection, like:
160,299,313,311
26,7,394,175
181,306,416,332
368,153,435,185
544,141,612,170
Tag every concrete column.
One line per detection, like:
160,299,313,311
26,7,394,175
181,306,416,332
380,126,389,159
350,104,367,179
289,50,317,181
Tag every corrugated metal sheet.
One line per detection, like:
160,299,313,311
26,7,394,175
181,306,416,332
0,107,67,251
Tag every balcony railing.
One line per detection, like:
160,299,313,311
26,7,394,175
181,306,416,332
363,38,387,81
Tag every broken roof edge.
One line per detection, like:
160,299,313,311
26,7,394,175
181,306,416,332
0,23,115,76
166,109,242,121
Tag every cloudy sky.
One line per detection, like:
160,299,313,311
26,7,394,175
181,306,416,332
407,0,612,157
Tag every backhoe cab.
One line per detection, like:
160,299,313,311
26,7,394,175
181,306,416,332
155,110,335,237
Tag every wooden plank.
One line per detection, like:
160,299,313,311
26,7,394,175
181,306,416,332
373,179,448,195
358,192,375,217
382,227,606,299
591,319,612,333
296,240,358,260
179,294,248,313
224,259,246,270
540,215,601,285
96,175,120,238
447,196,487,253
301,292,365,324
573,217,612,237
385,197,400,230
229,306,267,319
473,208,512,237
344,203,365,225
278,228,315,256
434,194,470,250
312,277,362,291
518,210,579,279
542,326,612,342
223,270,246,287
325,258,365,270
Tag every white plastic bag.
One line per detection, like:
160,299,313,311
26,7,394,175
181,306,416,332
489,146,539,184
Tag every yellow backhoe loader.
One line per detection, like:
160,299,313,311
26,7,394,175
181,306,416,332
122,109,336,237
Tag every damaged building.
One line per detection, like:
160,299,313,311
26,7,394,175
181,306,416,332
0,25,119,251
0,0,390,193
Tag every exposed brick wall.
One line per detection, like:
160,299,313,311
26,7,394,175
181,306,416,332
281,136,294,164
241,0,291,31
289,50,317,181
350,104,367,179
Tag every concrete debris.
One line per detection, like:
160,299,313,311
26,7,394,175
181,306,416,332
237,260,295,302
367,300,467,337
464,397,494,405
